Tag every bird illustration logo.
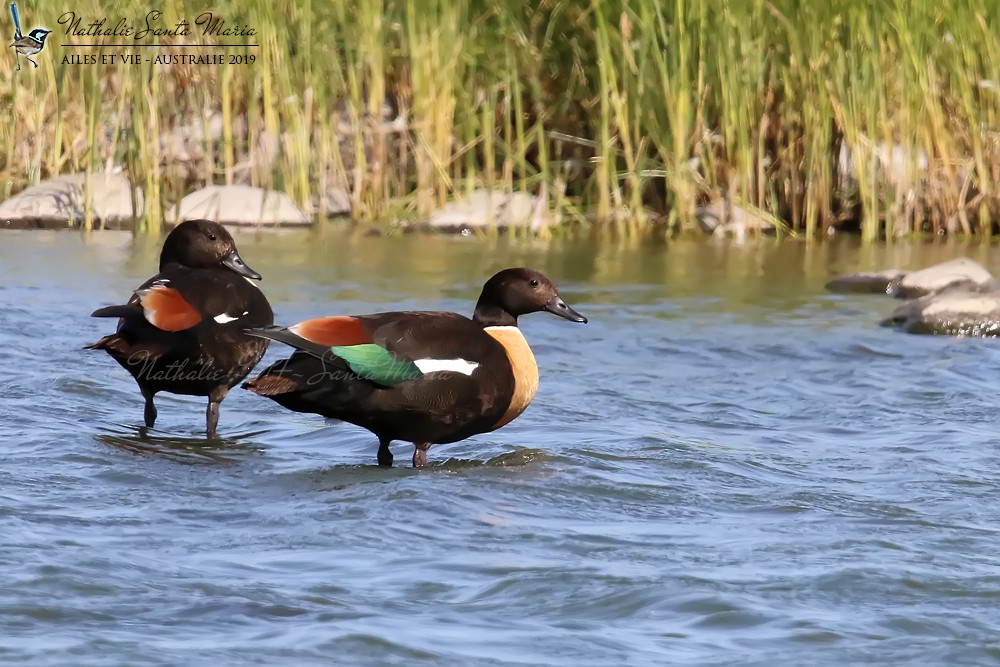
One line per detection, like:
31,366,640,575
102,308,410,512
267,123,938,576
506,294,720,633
9,3,50,71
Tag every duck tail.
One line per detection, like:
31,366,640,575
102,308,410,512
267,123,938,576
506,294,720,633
91,304,142,319
84,334,123,352
243,352,367,416
84,333,166,360
243,353,319,397
243,369,300,397
243,325,330,359
84,334,140,356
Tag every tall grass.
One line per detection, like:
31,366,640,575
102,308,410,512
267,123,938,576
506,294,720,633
0,0,997,238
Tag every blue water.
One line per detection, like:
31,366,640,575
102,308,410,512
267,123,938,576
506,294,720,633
2,229,1000,665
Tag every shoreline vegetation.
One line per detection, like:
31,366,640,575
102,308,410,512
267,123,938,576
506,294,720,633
2,0,998,240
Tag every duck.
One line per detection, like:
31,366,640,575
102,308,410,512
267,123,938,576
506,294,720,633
243,268,587,467
86,219,274,438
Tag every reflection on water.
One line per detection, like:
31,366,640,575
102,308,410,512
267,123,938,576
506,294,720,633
1,227,1000,665
97,429,268,464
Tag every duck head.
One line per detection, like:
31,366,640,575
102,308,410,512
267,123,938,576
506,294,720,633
159,220,262,280
474,268,587,327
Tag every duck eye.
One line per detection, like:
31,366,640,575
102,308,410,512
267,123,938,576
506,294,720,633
208,234,217,241
529,279,539,287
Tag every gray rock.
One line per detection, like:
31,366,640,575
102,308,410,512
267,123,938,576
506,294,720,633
0,172,142,229
311,186,352,218
695,200,774,239
882,285,1000,336
893,257,994,299
427,189,553,234
169,185,311,227
825,269,906,295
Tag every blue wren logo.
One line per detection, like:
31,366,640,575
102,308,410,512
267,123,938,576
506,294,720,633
9,3,50,71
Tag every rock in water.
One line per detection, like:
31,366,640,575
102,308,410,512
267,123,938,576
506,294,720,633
825,270,906,295
882,285,1000,336
892,257,994,299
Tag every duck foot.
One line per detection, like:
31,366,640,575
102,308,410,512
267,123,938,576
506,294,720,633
412,443,431,468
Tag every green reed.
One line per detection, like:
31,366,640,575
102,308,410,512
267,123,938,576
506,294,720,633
0,0,997,239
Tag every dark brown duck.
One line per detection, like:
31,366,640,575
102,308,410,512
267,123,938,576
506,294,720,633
243,268,586,466
87,220,273,437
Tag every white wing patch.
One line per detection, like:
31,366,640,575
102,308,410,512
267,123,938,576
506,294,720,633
413,358,480,376
214,313,239,324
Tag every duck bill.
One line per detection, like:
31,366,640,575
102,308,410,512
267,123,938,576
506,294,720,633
222,250,262,280
544,295,587,323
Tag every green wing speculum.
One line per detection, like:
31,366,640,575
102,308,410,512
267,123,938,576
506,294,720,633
330,344,423,387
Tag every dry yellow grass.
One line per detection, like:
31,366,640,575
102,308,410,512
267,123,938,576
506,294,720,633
1,0,997,238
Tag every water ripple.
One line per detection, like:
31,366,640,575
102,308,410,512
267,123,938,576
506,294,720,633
2,233,1000,665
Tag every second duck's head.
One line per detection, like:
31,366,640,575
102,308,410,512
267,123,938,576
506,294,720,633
475,268,587,327
159,220,262,280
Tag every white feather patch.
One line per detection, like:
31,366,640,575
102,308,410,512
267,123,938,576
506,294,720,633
214,313,239,324
413,358,480,375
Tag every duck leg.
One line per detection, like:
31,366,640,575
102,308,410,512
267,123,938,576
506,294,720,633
140,386,158,428
412,443,431,468
377,438,393,467
206,386,229,439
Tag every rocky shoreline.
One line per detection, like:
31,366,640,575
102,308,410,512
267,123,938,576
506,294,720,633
827,257,1000,336
0,169,780,236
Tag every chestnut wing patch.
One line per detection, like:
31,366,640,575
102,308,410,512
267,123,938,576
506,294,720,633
289,316,373,346
137,286,202,332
